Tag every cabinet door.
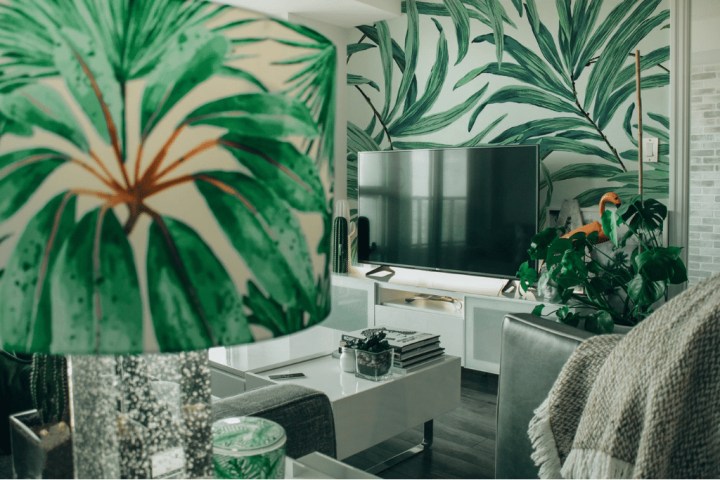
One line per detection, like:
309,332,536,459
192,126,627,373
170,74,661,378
465,296,542,374
321,275,375,332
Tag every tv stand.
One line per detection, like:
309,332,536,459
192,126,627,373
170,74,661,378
365,264,396,281
324,269,546,375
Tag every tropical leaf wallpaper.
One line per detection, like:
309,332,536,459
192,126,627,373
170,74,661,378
0,0,336,354
347,0,670,229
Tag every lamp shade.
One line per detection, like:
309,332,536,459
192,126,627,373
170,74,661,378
0,0,336,354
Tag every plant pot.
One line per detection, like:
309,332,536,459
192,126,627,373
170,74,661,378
9,410,73,479
354,349,393,381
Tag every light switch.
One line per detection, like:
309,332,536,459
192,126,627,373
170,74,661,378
643,137,659,163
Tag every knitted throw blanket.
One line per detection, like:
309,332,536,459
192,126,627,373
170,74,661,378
528,273,720,479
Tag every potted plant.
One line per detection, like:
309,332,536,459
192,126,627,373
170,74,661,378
353,330,393,381
517,195,687,333
10,354,73,478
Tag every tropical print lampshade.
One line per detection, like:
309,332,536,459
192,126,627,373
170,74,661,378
0,0,336,354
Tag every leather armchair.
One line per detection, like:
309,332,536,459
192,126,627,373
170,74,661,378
495,313,593,479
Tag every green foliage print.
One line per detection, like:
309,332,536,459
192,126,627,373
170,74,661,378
347,0,669,213
0,0,336,353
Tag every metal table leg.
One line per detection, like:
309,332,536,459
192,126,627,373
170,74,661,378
365,420,434,475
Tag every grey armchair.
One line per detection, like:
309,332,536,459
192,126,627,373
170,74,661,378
495,313,593,479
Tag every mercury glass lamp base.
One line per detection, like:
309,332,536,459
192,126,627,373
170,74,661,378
68,351,212,478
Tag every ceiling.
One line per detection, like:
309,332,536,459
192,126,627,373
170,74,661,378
219,0,402,28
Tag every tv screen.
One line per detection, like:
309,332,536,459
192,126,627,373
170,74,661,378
357,146,539,278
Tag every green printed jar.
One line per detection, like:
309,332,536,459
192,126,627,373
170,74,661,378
212,416,287,479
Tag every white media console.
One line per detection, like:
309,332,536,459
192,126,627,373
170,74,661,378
324,265,544,374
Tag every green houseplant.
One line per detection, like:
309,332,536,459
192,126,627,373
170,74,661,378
517,195,687,334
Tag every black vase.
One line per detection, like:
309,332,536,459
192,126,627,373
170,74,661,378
331,217,348,273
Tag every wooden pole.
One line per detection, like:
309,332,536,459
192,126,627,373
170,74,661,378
635,49,643,201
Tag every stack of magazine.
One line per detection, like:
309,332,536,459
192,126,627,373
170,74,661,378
341,326,444,373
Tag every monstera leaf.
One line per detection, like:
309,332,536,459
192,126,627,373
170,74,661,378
621,196,666,227
0,0,334,354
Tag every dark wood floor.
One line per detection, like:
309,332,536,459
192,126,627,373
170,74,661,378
344,369,499,479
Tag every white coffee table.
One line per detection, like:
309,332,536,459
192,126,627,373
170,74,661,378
243,352,461,470
287,452,377,478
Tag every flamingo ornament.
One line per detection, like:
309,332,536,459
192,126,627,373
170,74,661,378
561,192,622,243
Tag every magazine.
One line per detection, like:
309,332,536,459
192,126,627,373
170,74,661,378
341,326,440,353
394,341,442,361
391,355,446,374
393,348,445,367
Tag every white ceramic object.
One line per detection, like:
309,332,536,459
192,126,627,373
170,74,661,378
339,347,356,373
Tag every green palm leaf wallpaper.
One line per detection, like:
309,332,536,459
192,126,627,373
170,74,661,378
347,0,669,229
0,0,336,354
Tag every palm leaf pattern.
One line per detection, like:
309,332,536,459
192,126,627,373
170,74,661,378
347,0,669,214
0,0,335,353
347,0,515,154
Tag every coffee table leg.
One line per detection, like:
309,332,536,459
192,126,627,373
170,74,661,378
422,419,433,448
365,420,434,475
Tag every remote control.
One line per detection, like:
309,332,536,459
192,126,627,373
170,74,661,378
268,373,306,380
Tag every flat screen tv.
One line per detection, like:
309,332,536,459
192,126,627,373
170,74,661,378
357,146,539,278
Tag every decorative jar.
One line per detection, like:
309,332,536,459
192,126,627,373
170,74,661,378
212,416,286,479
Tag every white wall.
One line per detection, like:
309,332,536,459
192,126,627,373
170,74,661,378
687,0,720,284
691,0,720,64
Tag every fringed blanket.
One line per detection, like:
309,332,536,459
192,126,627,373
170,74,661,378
528,273,720,479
